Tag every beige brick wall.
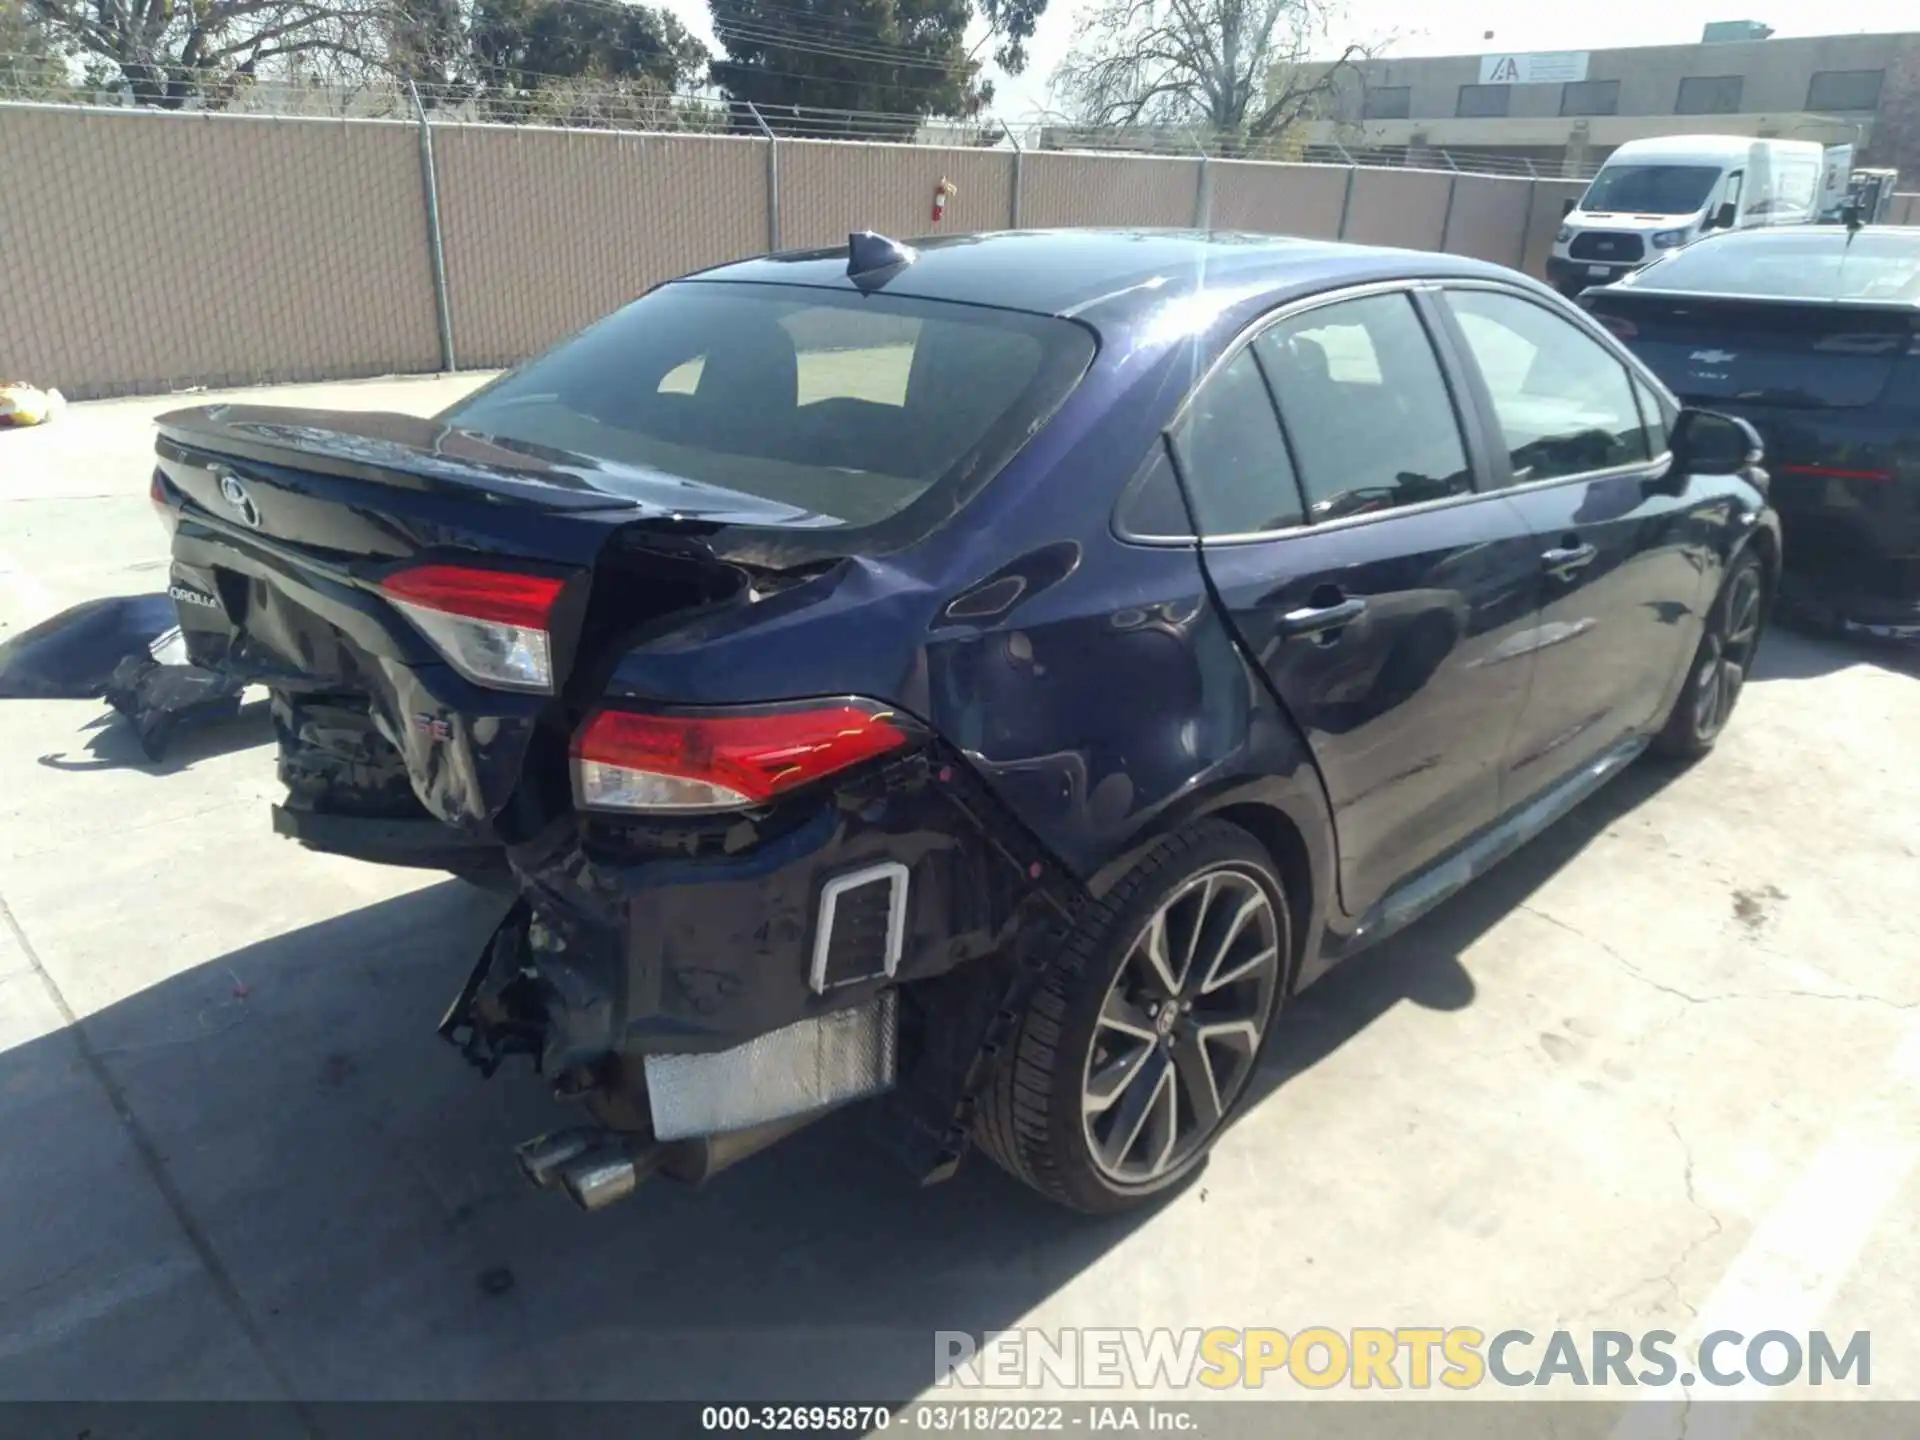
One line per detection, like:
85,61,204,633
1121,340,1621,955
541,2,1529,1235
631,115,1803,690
0,107,442,398
1343,166,1454,252
1017,152,1200,228
778,141,1014,250
1442,175,1534,267
429,126,767,370
1208,161,1350,239
0,103,1600,399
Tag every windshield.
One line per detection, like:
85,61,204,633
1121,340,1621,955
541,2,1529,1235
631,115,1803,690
444,283,1095,533
1580,164,1722,216
1633,230,1920,301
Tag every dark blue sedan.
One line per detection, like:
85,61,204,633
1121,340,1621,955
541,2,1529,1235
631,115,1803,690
150,229,1780,1213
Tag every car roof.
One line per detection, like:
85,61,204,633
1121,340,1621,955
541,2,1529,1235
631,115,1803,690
676,228,1526,329
1601,135,1799,162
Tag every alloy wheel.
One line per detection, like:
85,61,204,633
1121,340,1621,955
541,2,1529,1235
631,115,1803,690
1080,868,1282,1184
1693,564,1764,742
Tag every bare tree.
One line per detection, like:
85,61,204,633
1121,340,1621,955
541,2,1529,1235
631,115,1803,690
26,0,384,106
1056,0,1366,150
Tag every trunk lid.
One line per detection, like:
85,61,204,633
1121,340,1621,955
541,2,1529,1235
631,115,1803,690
154,406,776,832
1585,291,1915,410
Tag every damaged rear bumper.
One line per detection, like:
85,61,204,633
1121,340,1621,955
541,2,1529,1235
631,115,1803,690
440,749,1089,1200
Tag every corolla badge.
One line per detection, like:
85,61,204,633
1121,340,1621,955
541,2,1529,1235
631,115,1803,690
216,471,262,528
1690,349,1737,365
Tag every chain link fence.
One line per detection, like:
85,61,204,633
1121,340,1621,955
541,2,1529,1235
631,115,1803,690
1,82,1600,400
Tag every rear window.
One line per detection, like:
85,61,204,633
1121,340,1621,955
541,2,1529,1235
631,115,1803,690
1580,164,1721,215
444,283,1094,533
1631,231,1920,302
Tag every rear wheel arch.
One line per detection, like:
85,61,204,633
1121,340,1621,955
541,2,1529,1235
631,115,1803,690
1084,780,1332,995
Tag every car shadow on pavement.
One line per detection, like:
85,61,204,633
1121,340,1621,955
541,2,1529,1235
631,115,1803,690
1247,758,1674,1106
1750,626,1920,682
33,699,273,775
0,764,1681,1407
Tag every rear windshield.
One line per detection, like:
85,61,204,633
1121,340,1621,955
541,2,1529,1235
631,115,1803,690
443,283,1094,533
1580,164,1721,216
1632,231,1920,302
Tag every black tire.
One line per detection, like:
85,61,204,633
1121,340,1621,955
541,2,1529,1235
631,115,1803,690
976,820,1292,1214
1651,550,1768,761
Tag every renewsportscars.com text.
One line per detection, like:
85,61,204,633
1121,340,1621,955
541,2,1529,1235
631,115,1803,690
934,1327,1872,1391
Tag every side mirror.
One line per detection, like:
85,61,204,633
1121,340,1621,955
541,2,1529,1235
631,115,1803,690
1561,197,1578,217
1673,407,1763,474
1710,202,1738,231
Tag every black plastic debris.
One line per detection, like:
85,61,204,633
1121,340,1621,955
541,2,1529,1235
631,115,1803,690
0,594,185,700
0,593,250,760
103,651,245,761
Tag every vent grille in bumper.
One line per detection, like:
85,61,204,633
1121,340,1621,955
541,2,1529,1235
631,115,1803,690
811,861,909,993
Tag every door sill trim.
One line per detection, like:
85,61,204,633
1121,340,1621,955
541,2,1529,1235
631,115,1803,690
1321,734,1649,964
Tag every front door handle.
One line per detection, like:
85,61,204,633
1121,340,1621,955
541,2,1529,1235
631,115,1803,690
1542,542,1597,580
1278,595,1368,638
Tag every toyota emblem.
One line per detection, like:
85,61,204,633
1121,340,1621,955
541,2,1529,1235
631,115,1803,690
217,472,262,528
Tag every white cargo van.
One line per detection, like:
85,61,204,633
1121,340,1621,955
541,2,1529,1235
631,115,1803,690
1547,135,1828,295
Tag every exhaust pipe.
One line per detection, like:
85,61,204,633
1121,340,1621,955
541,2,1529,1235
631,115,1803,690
520,1110,833,1212
514,1128,603,1190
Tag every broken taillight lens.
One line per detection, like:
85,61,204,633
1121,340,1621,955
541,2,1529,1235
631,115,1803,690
380,564,567,693
571,700,910,813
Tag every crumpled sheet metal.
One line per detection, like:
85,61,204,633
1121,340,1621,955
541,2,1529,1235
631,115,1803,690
0,593,244,759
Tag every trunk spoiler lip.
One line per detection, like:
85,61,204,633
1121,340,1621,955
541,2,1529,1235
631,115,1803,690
153,403,870,573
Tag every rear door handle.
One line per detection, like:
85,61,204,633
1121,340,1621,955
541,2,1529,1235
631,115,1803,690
1542,543,1597,579
1278,595,1368,638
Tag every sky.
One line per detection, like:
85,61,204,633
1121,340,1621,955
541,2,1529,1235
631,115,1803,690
655,0,1920,124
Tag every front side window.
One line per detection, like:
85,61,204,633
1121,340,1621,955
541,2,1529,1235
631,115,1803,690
445,283,1094,536
1255,293,1473,523
1444,289,1652,483
1169,349,1303,536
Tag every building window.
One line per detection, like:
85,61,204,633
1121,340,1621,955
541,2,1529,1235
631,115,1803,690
1362,85,1411,120
1676,75,1743,114
1560,80,1620,116
1806,70,1885,112
1456,84,1511,118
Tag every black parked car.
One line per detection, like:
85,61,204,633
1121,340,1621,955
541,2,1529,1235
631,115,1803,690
147,230,1779,1214
1583,225,1920,638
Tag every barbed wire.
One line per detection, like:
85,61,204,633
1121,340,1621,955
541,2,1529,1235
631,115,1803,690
0,51,1602,176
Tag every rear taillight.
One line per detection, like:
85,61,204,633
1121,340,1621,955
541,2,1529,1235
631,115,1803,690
379,564,567,693
150,471,176,534
572,700,910,813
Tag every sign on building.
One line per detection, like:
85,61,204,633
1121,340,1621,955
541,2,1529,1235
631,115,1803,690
1478,51,1590,84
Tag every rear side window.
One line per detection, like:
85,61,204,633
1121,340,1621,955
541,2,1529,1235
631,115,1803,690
1170,349,1304,535
1445,289,1652,482
444,283,1094,536
1255,293,1473,522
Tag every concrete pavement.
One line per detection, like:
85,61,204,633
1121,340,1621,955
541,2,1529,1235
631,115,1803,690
0,378,1916,1421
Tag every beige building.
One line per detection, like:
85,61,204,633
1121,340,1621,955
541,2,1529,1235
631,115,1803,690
1304,26,1920,177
